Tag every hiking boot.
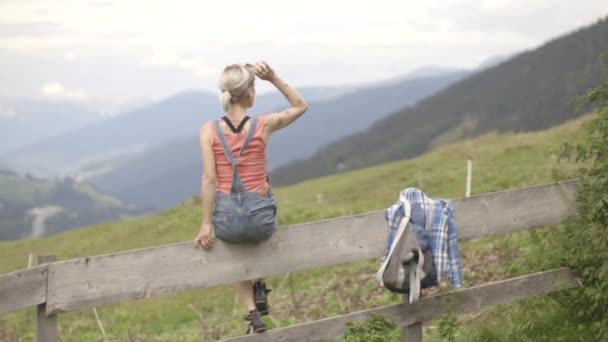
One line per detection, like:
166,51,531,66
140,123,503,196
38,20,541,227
244,309,267,334
253,281,271,315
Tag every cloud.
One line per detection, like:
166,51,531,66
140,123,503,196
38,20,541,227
0,21,65,37
63,51,81,61
89,1,113,8
141,50,178,67
435,0,607,39
41,82,87,100
141,50,216,78
0,102,15,118
1,1,606,105
176,57,216,77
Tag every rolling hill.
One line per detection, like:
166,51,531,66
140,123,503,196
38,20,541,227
86,70,468,208
270,17,608,186
0,171,144,240
0,98,100,155
0,114,588,340
1,86,355,178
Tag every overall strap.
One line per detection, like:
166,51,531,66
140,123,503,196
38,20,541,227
222,116,250,133
213,117,258,193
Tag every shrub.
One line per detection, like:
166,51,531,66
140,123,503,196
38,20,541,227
551,59,608,339
339,315,400,342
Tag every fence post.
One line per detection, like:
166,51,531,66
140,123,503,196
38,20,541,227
466,158,472,198
402,292,423,342
36,255,57,342
403,322,422,342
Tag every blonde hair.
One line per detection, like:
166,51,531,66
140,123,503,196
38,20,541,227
218,64,255,112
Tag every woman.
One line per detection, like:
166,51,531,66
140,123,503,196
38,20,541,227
193,61,308,334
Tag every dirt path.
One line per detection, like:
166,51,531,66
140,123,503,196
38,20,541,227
27,205,64,238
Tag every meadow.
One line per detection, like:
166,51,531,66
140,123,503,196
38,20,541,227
0,115,589,341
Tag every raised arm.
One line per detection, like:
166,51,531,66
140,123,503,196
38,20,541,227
250,61,308,135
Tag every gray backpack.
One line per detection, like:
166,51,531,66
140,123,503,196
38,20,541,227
376,205,437,303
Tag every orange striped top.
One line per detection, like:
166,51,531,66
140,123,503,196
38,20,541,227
211,115,269,193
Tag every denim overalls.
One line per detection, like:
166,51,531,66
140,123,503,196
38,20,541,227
212,117,278,243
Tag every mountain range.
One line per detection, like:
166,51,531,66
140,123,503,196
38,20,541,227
4,17,607,211
0,98,100,155
270,17,608,186
86,70,468,208
1,68,468,209
1,87,355,177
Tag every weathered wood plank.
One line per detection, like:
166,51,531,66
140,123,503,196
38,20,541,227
44,181,579,315
222,268,581,342
37,255,57,342
402,294,422,342
455,180,579,240
46,210,387,314
0,265,48,315
403,322,422,342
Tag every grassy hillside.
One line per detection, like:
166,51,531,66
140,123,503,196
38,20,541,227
0,173,135,240
0,172,55,205
272,17,608,186
0,115,589,341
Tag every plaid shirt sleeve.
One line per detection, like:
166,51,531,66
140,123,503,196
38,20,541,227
431,200,463,287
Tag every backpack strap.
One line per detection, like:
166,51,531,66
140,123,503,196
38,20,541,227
376,200,411,286
213,117,258,193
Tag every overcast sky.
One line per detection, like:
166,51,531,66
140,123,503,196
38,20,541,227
0,0,606,114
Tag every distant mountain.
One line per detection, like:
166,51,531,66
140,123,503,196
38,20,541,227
2,91,219,176
388,67,467,84
477,54,513,70
87,70,468,208
0,98,100,154
2,86,354,178
270,17,608,186
0,171,144,240
266,70,470,169
0,160,9,171
87,135,200,208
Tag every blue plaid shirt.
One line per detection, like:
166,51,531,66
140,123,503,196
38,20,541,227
384,188,464,288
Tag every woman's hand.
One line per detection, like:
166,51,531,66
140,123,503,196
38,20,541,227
250,61,277,82
258,61,308,136
194,223,214,251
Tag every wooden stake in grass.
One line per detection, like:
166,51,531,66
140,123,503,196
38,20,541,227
35,255,58,342
93,307,108,341
27,253,34,268
466,158,473,197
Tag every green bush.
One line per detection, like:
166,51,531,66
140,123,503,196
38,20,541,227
339,315,400,342
550,59,608,339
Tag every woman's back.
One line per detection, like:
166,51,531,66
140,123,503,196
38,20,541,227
211,115,269,193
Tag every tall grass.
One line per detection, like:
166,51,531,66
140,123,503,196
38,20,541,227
0,115,589,341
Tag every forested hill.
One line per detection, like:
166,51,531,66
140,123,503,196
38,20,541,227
271,17,608,186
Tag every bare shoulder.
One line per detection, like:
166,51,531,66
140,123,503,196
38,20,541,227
199,121,214,142
258,114,269,126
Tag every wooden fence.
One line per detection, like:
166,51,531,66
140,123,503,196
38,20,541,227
0,180,582,341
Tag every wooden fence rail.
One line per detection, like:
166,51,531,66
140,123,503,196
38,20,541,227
0,180,582,342
223,268,580,342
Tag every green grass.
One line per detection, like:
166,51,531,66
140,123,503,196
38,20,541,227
0,174,55,204
0,115,591,341
73,183,124,208
0,174,123,208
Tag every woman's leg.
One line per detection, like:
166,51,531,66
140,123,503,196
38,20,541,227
253,279,270,314
235,280,267,333
234,280,256,311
